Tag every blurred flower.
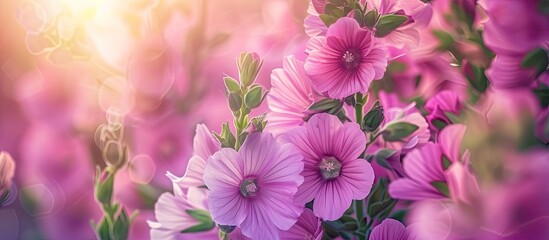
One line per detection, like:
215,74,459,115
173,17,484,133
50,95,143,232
389,124,473,201
483,0,549,55
370,218,410,240
0,151,15,194
305,17,387,99
203,132,304,239
424,90,464,131
280,208,323,240
283,113,374,220
536,107,549,143
266,55,321,136
486,53,537,89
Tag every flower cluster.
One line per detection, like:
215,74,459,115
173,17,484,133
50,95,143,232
149,0,549,239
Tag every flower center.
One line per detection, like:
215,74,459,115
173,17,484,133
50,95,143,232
318,157,342,180
240,178,259,197
341,49,362,70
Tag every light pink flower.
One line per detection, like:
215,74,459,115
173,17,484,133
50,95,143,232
280,209,323,240
283,113,374,220
0,151,15,193
485,53,537,89
149,181,215,240
172,124,221,188
203,132,304,239
266,56,321,136
305,17,387,99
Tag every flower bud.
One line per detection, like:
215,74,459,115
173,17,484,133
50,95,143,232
362,101,384,132
237,52,262,87
244,85,267,109
0,152,15,193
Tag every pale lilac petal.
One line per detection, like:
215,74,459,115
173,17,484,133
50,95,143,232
294,168,323,204
403,143,445,183
180,155,208,187
370,218,409,240
239,201,283,239
193,124,220,160
438,124,466,163
152,193,198,232
305,114,342,156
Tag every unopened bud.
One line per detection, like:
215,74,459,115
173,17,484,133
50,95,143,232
362,101,384,132
237,52,262,87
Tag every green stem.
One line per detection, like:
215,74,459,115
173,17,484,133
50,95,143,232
234,87,248,151
353,93,366,240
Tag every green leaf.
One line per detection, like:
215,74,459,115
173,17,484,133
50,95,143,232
442,156,452,170
244,85,266,109
95,171,114,206
319,14,339,27
382,122,419,142
367,198,396,218
364,9,378,29
432,30,455,51
186,209,212,222
533,84,549,108
309,98,343,112
224,77,240,93
96,218,111,240
430,181,450,197
181,221,215,233
375,14,407,37
522,48,548,76
112,209,130,240
328,0,347,6
374,149,397,170
325,4,344,17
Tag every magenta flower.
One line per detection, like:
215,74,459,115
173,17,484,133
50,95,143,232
283,113,374,220
266,56,321,136
203,132,304,239
389,124,474,201
424,91,463,130
280,209,323,240
305,17,387,99
370,218,410,240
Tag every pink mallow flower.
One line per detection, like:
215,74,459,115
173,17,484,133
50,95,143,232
266,56,321,136
280,208,323,240
283,113,375,220
424,90,464,131
389,124,479,203
305,17,388,99
203,132,304,239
